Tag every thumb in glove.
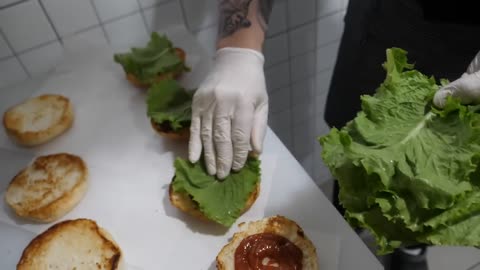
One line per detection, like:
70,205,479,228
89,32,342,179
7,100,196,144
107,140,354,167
434,51,480,108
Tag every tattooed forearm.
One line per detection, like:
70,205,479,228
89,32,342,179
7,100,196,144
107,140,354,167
218,0,275,38
219,0,253,38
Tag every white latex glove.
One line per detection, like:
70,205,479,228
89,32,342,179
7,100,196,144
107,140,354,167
188,47,269,179
434,51,480,108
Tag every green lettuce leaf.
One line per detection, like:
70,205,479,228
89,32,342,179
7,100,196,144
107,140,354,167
320,48,480,254
146,79,192,131
172,157,261,227
114,32,189,84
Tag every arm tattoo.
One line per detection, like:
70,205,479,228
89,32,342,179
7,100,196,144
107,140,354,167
219,0,275,38
219,0,253,38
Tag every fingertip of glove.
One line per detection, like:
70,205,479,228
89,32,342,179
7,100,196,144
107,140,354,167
188,142,201,164
216,170,228,180
433,89,451,108
207,163,217,176
232,159,245,172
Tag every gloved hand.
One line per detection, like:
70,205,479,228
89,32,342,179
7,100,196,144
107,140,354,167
434,51,480,108
188,47,269,179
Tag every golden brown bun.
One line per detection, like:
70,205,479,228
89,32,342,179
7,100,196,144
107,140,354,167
3,94,74,147
168,178,260,224
216,216,319,270
5,153,88,223
126,47,187,89
150,119,190,141
17,219,124,270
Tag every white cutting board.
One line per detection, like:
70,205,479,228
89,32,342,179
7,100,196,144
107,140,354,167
0,25,341,269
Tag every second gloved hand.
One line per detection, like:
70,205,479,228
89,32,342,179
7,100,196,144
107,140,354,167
188,47,268,179
434,51,480,108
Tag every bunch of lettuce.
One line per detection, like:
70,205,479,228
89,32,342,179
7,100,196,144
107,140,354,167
173,157,261,227
114,32,189,84
147,79,193,131
320,48,480,254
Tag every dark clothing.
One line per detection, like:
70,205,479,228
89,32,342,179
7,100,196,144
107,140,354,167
324,0,480,129
325,0,480,252
418,0,480,25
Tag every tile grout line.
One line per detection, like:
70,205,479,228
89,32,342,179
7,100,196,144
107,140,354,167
266,8,344,39
264,37,341,85
16,39,58,55
0,0,27,10
101,9,142,25
178,0,190,32
60,23,103,42
139,0,175,10
0,28,30,77
38,0,62,45
89,0,110,44
7,0,184,59
136,0,150,32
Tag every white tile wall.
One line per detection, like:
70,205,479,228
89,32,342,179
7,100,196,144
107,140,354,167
288,22,316,57
318,0,343,17
293,118,316,157
266,0,287,37
292,76,315,107
138,0,168,9
288,0,316,27
0,0,346,187
291,51,316,83
62,27,109,51
268,108,291,133
268,109,292,148
0,33,13,59
0,0,22,8
143,0,184,31
269,86,290,114
104,12,149,52
317,12,344,46
275,127,293,149
0,0,57,52
18,41,63,76
292,98,315,126
265,61,290,91
316,68,333,95
42,0,99,36
0,57,28,88
264,33,288,68
181,0,217,32
317,41,340,72
194,25,217,57
299,151,314,177
93,0,140,22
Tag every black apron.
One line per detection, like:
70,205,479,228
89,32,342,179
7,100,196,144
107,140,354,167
325,0,480,129
324,0,480,215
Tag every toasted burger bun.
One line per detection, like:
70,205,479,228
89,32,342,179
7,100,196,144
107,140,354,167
150,119,190,141
17,219,124,270
3,94,74,147
5,153,88,223
168,178,260,224
216,215,319,270
126,47,187,89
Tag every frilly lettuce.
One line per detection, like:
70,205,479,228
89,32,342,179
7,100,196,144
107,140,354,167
172,157,261,227
146,79,192,131
320,48,480,253
114,32,189,84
